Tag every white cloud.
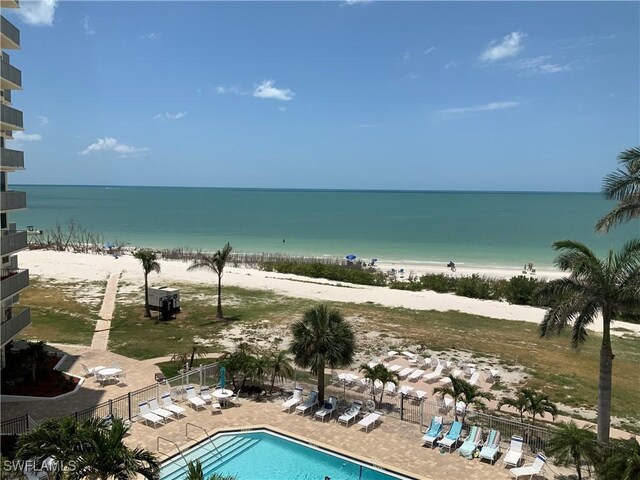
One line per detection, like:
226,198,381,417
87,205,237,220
444,61,458,70
79,137,148,156
216,85,247,96
424,47,436,55
278,107,287,112
13,131,42,141
341,0,372,6
17,0,58,27
403,51,410,61
514,56,571,75
253,80,294,101
438,101,520,116
83,15,95,35
36,115,49,125
480,32,525,62
405,73,419,80
140,32,161,41
153,111,187,121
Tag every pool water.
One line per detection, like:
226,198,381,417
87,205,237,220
161,430,412,480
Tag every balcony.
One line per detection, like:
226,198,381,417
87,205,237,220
1,60,21,90
1,16,20,50
0,147,23,169
0,0,19,8
1,230,27,255
0,268,29,300
0,104,23,130
1,307,31,347
0,190,26,211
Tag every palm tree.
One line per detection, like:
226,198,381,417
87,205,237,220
246,355,270,388
289,304,356,404
525,389,558,426
434,375,493,421
536,239,640,442
267,350,294,394
497,388,530,424
546,421,597,480
186,460,238,480
596,146,640,233
133,249,161,317
595,437,640,480
187,243,233,319
359,363,399,406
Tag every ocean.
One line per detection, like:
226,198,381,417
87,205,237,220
11,185,638,269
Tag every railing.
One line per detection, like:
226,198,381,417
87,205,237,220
0,147,24,169
0,59,21,88
0,190,26,210
0,268,29,299
157,436,189,465
0,16,20,48
0,414,37,435
1,306,30,343
0,104,23,129
186,422,223,459
1,229,27,255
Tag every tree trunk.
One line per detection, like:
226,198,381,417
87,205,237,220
216,273,224,319
143,272,151,317
270,370,277,394
189,348,195,370
575,454,582,480
379,389,385,406
317,361,325,405
597,311,613,443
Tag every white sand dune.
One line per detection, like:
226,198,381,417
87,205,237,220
21,250,640,336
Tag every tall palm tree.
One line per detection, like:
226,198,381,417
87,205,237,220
525,389,558,426
359,363,399,406
433,375,493,422
595,437,640,480
171,342,207,371
536,239,640,442
289,304,356,404
267,350,294,394
187,243,233,319
497,388,530,424
596,146,640,233
133,249,161,317
546,421,597,480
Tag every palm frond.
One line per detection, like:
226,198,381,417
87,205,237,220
595,196,640,233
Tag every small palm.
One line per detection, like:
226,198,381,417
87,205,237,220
188,243,233,319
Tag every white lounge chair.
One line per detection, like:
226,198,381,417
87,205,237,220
416,390,427,400
399,385,414,395
161,393,186,417
314,396,338,422
384,381,397,396
148,398,175,420
211,399,222,414
468,371,481,386
358,411,382,432
437,421,463,453
487,369,500,383
296,390,318,416
423,364,444,383
398,367,414,378
388,364,402,373
137,401,164,428
437,394,454,413
282,387,304,413
408,369,425,381
199,386,213,403
421,416,444,448
510,453,547,479
338,400,363,426
503,435,524,468
479,429,501,464
385,350,398,359
185,386,206,410
81,363,104,378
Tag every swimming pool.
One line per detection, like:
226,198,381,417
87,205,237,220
161,429,414,480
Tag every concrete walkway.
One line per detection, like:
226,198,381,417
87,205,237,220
90,272,121,350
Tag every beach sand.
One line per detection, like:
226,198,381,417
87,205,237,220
20,250,640,336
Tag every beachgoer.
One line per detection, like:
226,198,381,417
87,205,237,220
283,239,285,243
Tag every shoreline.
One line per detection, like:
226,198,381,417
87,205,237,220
20,249,640,336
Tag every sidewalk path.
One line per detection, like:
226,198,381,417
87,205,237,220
90,272,121,350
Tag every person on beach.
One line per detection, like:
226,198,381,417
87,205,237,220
447,261,456,272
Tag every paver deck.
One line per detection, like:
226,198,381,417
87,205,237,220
91,272,121,350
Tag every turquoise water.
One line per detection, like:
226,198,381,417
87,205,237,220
12,185,638,268
160,431,409,480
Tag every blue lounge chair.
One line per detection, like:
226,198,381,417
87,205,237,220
421,416,444,448
437,421,463,453
479,429,501,464
458,425,482,459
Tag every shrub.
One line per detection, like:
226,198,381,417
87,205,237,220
389,281,423,291
261,261,387,286
503,275,544,305
419,274,456,293
455,274,493,300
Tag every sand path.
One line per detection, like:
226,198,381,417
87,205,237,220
90,272,121,350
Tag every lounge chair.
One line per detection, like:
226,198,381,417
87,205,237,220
338,400,363,426
358,411,382,432
384,382,397,396
148,398,175,421
137,401,164,428
398,367,414,378
295,390,318,416
423,364,444,383
282,387,304,413
199,386,213,403
479,429,501,464
388,364,403,373
421,416,444,448
185,386,206,410
408,369,425,381
510,453,547,479
399,385,414,395
468,371,481,386
437,395,454,414
211,399,222,414
385,350,398,359
437,421,463,453
458,425,483,459
503,435,524,467
161,393,186,417
314,396,338,422
487,369,500,383
81,363,104,378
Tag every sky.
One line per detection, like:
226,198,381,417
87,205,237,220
5,0,640,191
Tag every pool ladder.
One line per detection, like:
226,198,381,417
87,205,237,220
157,436,188,465
185,422,223,459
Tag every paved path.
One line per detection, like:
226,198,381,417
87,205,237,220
90,272,121,350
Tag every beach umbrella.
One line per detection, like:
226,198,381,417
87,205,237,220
218,366,226,390
346,254,357,261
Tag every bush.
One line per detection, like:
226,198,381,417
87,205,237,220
261,261,387,286
389,281,423,291
455,274,493,300
419,274,456,293
503,275,544,306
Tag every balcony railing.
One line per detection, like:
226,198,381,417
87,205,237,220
0,16,20,49
0,147,23,169
0,190,26,211
0,229,27,255
1,307,30,345
0,104,23,130
1,59,21,89
0,268,29,300
0,0,20,9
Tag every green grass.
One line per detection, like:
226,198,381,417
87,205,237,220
15,279,102,345
155,361,182,379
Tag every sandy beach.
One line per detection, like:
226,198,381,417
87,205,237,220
21,250,640,336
